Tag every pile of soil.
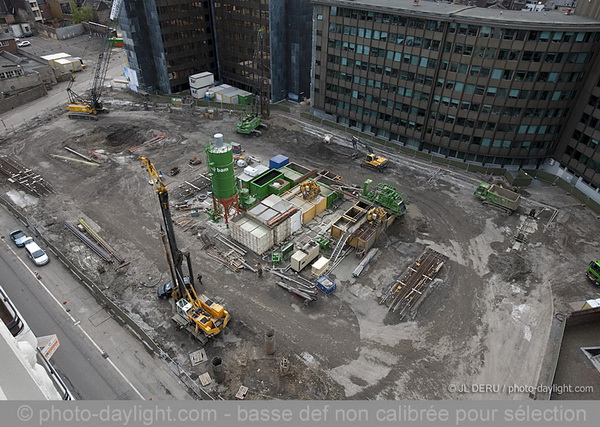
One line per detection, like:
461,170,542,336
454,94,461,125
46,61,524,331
488,252,532,283
78,124,146,152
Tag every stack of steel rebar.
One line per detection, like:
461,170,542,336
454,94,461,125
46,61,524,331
0,155,54,196
379,248,448,319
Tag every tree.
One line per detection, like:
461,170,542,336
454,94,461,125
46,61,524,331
70,1,94,24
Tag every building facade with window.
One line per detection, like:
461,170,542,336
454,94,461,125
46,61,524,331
311,0,600,194
119,0,311,100
119,0,217,93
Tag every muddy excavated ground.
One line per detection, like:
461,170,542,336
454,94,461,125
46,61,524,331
1,94,599,400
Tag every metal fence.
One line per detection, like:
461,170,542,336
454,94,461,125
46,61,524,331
0,196,213,400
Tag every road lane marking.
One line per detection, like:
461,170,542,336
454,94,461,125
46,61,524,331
5,243,145,400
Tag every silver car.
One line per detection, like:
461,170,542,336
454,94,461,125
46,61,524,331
23,238,49,266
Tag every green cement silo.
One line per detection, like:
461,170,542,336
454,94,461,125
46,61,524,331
206,133,236,200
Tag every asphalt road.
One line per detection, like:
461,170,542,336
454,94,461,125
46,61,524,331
0,207,193,400
0,226,139,399
1,34,126,131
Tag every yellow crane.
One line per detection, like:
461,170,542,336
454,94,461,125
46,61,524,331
66,1,123,120
140,156,230,344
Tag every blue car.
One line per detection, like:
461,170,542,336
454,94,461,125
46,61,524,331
9,229,29,247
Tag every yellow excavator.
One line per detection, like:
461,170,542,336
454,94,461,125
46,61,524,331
351,136,389,171
140,156,229,345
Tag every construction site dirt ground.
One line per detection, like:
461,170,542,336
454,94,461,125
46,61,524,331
1,95,599,400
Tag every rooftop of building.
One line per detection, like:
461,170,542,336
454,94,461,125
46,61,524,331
312,0,600,27
552,308,600,400
0,51,48,73
0,33,15,41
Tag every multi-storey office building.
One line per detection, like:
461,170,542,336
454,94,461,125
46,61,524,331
119,0,311,101
213,0,312,103
212,0,272,103
120,0,217,93
311,0,600,194
549,1,600,196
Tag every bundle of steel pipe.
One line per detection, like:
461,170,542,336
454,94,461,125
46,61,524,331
64,222,113,263
78,219,125,264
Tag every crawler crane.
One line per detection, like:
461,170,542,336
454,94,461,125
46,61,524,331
66,1,122,120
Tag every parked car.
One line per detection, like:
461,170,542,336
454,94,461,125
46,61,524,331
17,41,31,47
21,32,34,38
9,230,29,247
23,238,49,266
157,276,190,299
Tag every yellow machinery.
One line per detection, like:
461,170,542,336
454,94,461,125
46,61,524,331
140,156,229,344
66,2,123,120
351,136,389,171
300,179,321,201
367,207,387,224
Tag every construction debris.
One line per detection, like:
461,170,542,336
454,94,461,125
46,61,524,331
171,174,211,199
50,154,100,167
189,349,208,366
199,372,212,386
235,385,249,399
128,132,166,152
379,248,448,320
189,156,202,165
215,234,247,256
270,269,316,290
0,155,54,196
64,146,101,164
205,245,245,272
277,281,318,303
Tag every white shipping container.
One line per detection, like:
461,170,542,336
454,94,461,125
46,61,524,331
311,257,330,277
212,84,233,101
241,220,258,233
189,71,214,88
250,225,272,254
41,52,73,69
273,218,291,245
55,58,82,73
191,87,207,99
290,210,302,233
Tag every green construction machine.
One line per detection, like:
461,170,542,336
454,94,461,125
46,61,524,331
236,113,265,136
474,182,520,215
360,179,407,217
586,260,600,286
236,28,269,137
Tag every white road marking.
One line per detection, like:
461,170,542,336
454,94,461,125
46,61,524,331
6,243,145,400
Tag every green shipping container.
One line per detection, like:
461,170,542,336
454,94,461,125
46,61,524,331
238,94,253,105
